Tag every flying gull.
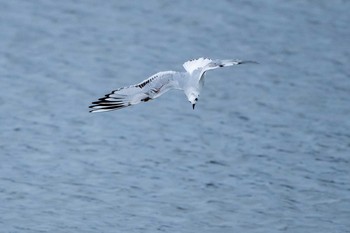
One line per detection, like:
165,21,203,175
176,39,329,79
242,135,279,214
89,58,257,112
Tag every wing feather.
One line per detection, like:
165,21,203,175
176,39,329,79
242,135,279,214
198,59,258,80
182,57,257,75
89,71,181,113
182,57,213,74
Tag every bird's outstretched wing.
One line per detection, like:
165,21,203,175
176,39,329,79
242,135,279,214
183,58,258,80
206,59,258,69
89,71,181,113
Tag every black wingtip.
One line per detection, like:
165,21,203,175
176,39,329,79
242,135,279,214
239,60,259,65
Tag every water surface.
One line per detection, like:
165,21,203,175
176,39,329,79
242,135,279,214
0,1,349,232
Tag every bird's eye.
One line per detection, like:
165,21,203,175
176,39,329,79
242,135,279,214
195,98,198,101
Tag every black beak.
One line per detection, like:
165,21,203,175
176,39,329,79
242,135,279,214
192,104,195,110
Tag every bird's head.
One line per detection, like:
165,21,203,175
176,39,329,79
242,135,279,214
188,93,199,110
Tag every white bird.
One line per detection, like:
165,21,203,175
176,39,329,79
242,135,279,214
89,58,257,112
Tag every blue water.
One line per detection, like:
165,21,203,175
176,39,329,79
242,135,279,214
1,0,349,232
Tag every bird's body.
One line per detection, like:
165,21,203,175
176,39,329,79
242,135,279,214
89,58,257,112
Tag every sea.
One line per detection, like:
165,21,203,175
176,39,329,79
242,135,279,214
0,0,349,232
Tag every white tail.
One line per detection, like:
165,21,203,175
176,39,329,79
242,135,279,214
183,58,213,74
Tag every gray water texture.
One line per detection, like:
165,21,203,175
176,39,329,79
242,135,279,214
0,0,349,232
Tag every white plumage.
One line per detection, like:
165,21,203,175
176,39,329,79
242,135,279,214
182,57,213,74
89,58,257,112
